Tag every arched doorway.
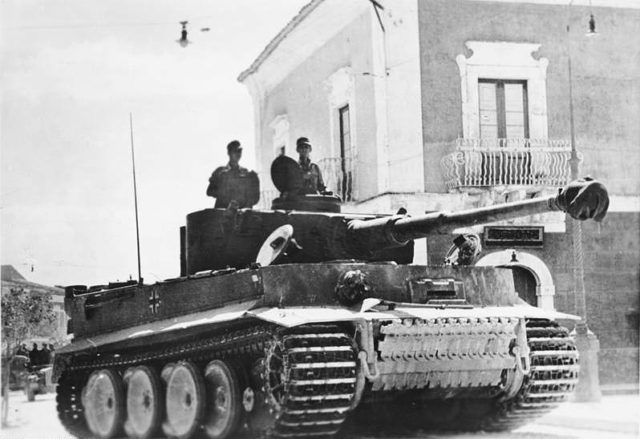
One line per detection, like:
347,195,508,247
511,266,538,306
475,249,556,310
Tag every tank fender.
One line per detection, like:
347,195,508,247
514,301,581,321
247,303,580,327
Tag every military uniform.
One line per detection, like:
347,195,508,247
298,158,326,195
207,164,260,208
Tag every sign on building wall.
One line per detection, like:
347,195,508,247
484,226,544,247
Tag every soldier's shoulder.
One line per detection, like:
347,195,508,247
212,165,229,175
237,166,257,175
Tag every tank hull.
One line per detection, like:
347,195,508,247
56,263,579,438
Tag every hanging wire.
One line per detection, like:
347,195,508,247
6,14,216,31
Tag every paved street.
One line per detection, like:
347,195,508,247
2,390,638,439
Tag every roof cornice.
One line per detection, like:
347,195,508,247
238,0,324,83
237,0,369,93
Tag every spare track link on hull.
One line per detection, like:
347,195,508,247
347,318,579,435
56,324,357,439
462,318,580,432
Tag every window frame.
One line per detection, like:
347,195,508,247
456,41,549,140
478,78,530,139
338,104,353,201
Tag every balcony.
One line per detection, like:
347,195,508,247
318,157,357,202
441,138,572,190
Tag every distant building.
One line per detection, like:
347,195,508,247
1,265,67,342
239,0,639,390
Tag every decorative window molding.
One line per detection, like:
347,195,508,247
324,67,358,200
475,249,556,311
456,41,549,140
325,67,356,157
269,114,290,157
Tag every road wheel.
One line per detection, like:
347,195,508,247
82,369,125,439
123,366,163,439
162,361,205,439
202,360,242,439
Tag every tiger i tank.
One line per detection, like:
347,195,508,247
54,155,609,439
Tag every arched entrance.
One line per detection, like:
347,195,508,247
475,249,556,310
511,266,538,306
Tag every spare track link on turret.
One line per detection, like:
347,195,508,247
56,324,357,439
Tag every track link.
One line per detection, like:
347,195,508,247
472,318,580,431
344,318,579,435
56,371,91,439
264,325,358,438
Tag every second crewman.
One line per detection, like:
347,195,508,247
296,137,326,195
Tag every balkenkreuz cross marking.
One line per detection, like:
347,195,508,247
149,289,161,314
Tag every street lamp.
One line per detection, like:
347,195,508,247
566,1,602,402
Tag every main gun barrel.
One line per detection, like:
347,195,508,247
348,178,609,251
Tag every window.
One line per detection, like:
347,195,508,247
456,41,549,140
479,80,531,184
338,105,353,201
478,79,529,139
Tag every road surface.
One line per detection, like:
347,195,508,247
2,390,638,439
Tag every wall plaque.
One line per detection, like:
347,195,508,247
484,226,544,247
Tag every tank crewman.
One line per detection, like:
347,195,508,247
296,137,327,195
206,140,260,208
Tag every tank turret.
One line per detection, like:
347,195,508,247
182,155,609,274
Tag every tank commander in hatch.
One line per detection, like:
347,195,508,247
296,137,327,195
206,140,260,208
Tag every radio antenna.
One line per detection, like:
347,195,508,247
129,113,143,284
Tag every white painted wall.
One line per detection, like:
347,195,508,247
380,0,424,192
240,0,424,200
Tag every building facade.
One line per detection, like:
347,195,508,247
1,265,67,343
238,0,640,389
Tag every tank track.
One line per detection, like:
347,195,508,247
264,325,357,438
455,318,580,432
345,318,579,435
481,318,579,430
55,324,357,439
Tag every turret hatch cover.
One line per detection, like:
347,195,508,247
256,225,294,267
271,155,303,194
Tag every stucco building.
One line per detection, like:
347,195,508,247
1,265,67,343
238,0,640,389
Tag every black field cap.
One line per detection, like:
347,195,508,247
227,140,242,153
296,137,312,150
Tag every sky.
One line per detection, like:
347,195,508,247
1,0,309,286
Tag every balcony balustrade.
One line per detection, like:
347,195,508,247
318,157,357,202
257,189,278,210
441,138,572,190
